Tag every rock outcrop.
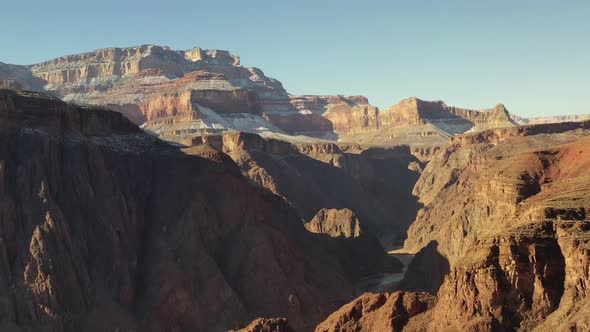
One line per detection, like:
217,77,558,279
1,47,530,147
1,46,310,140
305,208,363,238
323,104,380,135
336,97,518,147
231,318,294,332
314,291,436,332
0,89,401,331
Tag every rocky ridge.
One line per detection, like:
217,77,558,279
0,46,534,148
0,45,333,140
334,97,518,147
0,89,401,331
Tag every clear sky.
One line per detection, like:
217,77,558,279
2,0,589,117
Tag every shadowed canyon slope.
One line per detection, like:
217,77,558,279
191,132,423,248
0,89,402,331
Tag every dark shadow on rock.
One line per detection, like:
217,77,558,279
397,240,450,294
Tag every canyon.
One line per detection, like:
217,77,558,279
0,45,589,332
309,121,590,332
0,89,401,331
1,45,570,148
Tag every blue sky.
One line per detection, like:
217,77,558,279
1,0,588,116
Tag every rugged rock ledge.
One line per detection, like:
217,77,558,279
314,291,436,332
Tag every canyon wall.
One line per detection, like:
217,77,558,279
1,47,527,147
310,121,590,331
0,89,400,331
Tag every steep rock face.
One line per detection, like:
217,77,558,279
0,89,399,331
335,97,517,147
289,95,369,116
314,291,436,332
2,48,529,145
403,122,590,263
380,98,513,129
390,121,590,331
528,222,590,331
305,208,362,238
139,89,260,120
27,46,241,86
398,241,450,294
323,105,380,135
197,132,422,248
284,95,372,138
430,222,567,331
2,46,313,140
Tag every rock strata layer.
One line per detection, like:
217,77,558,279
0,47,533,147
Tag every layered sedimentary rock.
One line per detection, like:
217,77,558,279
382,121,590,331
288,95,371,137
137,89,268,140
403,121,590,262
196,132,422,248
289,95,369,116
323,104,380,135
430,222,567,331
336,97,518,147
1,46,317,140
316,121,590,332
314,291,436,332
305,208,362,238
1,48,530,146
0,89,400,331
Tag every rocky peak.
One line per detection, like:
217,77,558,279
384,97,511,123
183,47,241,66
305,208,363,238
